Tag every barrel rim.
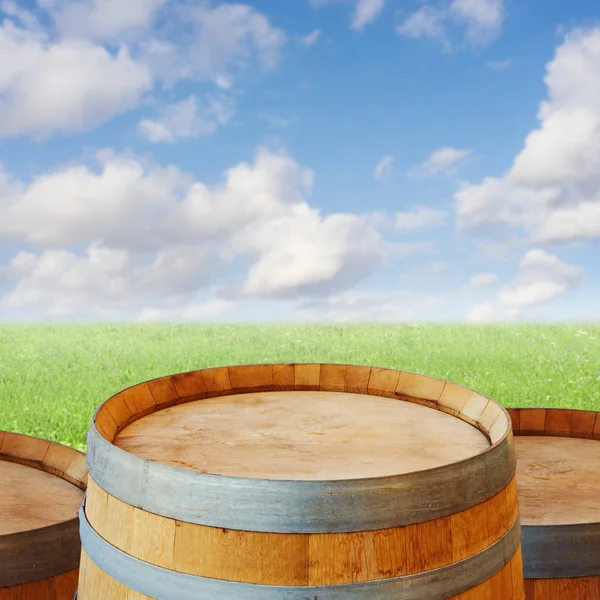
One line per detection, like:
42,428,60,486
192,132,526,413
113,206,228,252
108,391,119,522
0,430,86,587
85,363,516,532
78,497,523,600
510,407,600,578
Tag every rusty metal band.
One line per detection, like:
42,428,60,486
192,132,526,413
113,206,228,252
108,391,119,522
86,417,516,533
78,500,521,600
522,522,600,579
0,517,81,588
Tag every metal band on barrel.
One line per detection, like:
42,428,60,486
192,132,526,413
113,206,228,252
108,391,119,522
522,523,600,579
79,502,521,600
0,518,81,587
86,419,516,533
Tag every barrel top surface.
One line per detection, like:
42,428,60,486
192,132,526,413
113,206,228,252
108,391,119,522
515,435,600,526
114,390,490,480
0,459,83,535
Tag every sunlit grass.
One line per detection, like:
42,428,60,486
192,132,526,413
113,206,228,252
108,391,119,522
1,323,598,451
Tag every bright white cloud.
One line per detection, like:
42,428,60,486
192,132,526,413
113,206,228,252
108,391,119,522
395,206,447,231
0,147,386,316
138,95,234,143
455,27,600,243
0,19,151,138
374,155,394,179
351,0,385,30
409,146,471,176
300,29,322,46
466,249,583,321
38,0,167,41
397,0,504,49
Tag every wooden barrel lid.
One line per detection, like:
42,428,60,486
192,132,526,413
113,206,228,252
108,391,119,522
115,390,490,480
515,435,600,526
0,460,83,535
87,364,515,533
509,408,600,579
0,430,87,588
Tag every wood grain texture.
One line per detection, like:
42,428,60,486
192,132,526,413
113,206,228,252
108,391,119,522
82,476,519,586
94,364,511,448
0,432,86,597
524,576,600,600
114,391,490,480
77,550,524,600
513,408,600,596
81,364,520,597
515,436,600,525
0,460,83,535
0,569,78,600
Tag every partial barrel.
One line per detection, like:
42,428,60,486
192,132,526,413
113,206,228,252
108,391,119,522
510,407,600,599
78,363,525,599
0,430,87,599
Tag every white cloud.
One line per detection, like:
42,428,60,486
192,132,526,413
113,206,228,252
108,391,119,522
1,243,217,316
466,272,497,291
138,94,234,143
298,289,442,322
300,29,322,46
38,0,167,41
395,206,447,231
396,7,448,50
351,0,385,30
374,155,394,179
487,59,512,70
0,19,151,138
138,298,237,322
143,3,286,86
449,0,504,45
466,249,583,321
409,146,471,176
455,27,600,243
0,147,387,315
309,0,384,30
397,0,505,49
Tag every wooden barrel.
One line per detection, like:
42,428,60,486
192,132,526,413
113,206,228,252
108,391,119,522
509,407,600,599
77,363,525,599
0,430,87,599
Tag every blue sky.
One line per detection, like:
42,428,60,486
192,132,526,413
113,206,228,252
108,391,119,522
0,0,599,322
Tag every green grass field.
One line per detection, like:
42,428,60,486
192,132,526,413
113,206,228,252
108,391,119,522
1,323,598,451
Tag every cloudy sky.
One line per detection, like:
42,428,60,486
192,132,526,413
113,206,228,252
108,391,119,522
0,0,599,322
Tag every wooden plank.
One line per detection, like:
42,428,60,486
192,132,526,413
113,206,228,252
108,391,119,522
367,367,400,397
569,410,597,439
294,364,320,390
171,371,207,400
519,409,546,436
544,409,572,437
319,364,346,392
272,364,294,390
344,365,371,394
147,376,180,408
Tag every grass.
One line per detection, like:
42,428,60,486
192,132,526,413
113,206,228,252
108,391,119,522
0,323,598,451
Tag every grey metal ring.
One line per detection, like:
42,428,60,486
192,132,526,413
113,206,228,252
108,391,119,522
78,501,521,600
522,522,600,579
86,412,516,533
0,517,81,587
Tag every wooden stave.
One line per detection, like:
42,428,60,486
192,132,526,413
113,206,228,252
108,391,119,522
77,496,522,600
77,363,525,598
0,431,87,591
509,407,600,585
85,362,517,533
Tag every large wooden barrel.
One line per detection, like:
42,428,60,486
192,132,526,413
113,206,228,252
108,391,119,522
77,363,524,599
509,407,600,599
0,430,87,599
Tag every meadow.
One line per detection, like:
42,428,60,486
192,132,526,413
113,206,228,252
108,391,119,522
0,323,598,451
